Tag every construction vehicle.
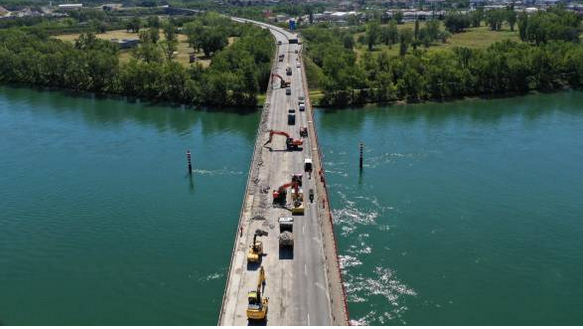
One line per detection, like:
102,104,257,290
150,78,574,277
272,182,292,206
299,127,308,137
291,184,304,215
264,130,303,151
271,73,290,88
247,233,263,264
272,174,302,206
304,158,313,173
288,113,296,125
247,266,268,321
286,66,292,76
278,217,294,249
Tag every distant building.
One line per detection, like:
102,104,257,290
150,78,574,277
102,3,123,10
111,38,139,49
58,3,83,10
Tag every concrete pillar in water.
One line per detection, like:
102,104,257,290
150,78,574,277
359,142,364,170
187,149,192,174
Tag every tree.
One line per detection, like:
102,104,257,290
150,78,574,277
184,22,204,52
163,22,176,42
518,11,528,41
147,16,160,28
149,27,159,44
201,30,228,57
160,39,178,61
127,17,142,33
426,19,440,41
470,9,483,27
414,19,420,40
444,12,471,33
507,8,517,32
486,9,505,31
366,21,380,51
132,42,162,63
399,28,413,56
394,11,404,24
342,34,354,49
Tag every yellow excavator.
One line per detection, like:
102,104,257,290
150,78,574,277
247,266,268,321
246,234,263,263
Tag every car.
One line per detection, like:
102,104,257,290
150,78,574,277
299,103,306,112
286,88,291,95
294,49,298,54
298,96,305,103
278,40,282,45
296,62,301,68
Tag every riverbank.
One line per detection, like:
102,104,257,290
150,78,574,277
309,87,576,110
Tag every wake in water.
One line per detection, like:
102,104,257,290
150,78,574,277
191,168,244,176
331,185,416,325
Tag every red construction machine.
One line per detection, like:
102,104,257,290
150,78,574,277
264,130,303,151
271,73,290,88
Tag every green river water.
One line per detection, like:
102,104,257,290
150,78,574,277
1,86,582,325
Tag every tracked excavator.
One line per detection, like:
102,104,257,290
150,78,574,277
247,233,263,263
264,130,303,151
247,266,268,321
271,73,290,88
272,174,302,206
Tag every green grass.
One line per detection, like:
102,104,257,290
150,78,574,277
54,30,237,67
354,23,520,60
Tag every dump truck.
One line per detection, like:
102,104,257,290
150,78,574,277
278,217,294,249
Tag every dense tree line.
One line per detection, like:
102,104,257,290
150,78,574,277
302,9,583,106
0,19,274,108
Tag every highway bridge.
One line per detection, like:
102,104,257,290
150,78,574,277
218,19,350,325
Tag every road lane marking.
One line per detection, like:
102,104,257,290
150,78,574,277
305,263,308,276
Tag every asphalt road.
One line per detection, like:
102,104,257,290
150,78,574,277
219,20,336,326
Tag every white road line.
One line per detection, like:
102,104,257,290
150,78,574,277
307,313,311,326
304,263,308,276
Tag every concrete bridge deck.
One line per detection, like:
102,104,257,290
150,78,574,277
218,19,349,326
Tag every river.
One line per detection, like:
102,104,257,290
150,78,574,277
316,92,583,325
1,86,582,325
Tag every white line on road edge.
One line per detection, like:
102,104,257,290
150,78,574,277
305,263,308,276
307,313,311,326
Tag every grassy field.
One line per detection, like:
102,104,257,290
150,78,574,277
354,22,520,59
54,30,237,67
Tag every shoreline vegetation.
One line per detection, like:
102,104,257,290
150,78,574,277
0,12,275,109
1,6,583,110
302,7,583,108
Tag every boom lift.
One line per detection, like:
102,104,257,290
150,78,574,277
247,266,268,321
247,233,263,264
264,130,303,151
